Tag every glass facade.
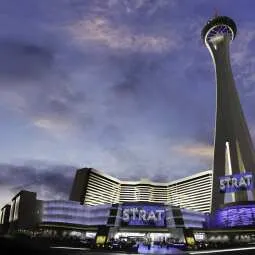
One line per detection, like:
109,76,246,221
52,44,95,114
181,208,206,228
41,200,111,226
40,200,206,230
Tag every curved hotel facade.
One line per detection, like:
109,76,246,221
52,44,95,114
69,168,213,213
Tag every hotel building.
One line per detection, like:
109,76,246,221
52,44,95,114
70,168,213,213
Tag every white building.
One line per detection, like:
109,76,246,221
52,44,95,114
69,168,212,213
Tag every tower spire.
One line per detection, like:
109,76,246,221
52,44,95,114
213,8,219,18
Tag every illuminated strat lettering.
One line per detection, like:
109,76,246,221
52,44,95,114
219,173,253,193
121,205,165,226
122,208,164,222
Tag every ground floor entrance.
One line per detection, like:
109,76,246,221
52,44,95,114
108,227,186,248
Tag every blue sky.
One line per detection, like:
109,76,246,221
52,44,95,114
0,0,255,206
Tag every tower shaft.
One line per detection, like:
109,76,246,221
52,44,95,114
208,37,255,213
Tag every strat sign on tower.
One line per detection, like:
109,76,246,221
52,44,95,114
219,172,254,193
121,204,166,227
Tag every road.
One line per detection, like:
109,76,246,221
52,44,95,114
50,246,255,255
1,236,255,255
50,244,186,254
189,246,255,255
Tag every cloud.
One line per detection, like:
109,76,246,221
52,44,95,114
0,162,77,207
68,17,181,53
33,118,73,132
0,187,14,208
0,0,193,140
228,24,255,131
108,0,175,12
173,143,214,159
231,25,255,96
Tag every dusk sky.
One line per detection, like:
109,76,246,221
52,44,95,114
1,0,255,207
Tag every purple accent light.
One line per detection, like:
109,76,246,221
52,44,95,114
212,204,255,228
41,200,111,226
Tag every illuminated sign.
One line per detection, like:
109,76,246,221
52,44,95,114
121,204,165,227
219,172,253,193
96,236,106,245
186,237,195,246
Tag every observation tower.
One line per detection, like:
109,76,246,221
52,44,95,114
201,16,255,213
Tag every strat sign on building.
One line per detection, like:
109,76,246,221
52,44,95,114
121,203,166,227
219,172,253,193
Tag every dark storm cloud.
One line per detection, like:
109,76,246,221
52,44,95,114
0,164,37,186
0,40,53,82
0,163,76,198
